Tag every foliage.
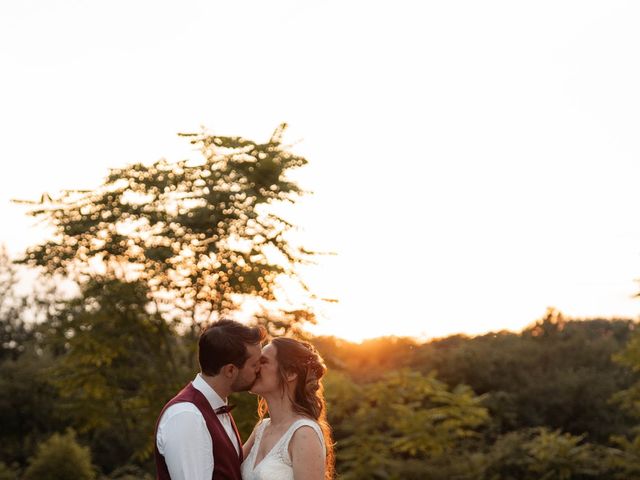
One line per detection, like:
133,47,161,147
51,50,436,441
312,336,418,381
40,278,191,470
311,315,640,478
8,125,328,476
0,247,64,466
2,266,640,479
99,464,154,480
23,430,96,480
328,370,489,479
0,346,64,466
16,124,316,328
606,328,640,478
0,462,19,480
0,245,30,362
408,311,636,442
313,313,637,446
481,428,617,480
607,433,640,479
611,329,640,417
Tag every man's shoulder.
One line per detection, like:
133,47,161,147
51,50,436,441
159,401,204,425
156,401,212,455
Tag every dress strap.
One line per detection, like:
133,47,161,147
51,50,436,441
254,418,270,445
278,419,326,466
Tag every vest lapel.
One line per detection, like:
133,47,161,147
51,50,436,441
187,387,240,463
208,406,242,460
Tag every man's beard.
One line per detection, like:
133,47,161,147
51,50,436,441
231,374,257,393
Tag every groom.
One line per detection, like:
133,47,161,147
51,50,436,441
155,319,266,480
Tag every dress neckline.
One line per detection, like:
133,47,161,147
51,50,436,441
251,418,309,471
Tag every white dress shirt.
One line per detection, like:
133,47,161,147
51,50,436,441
156,374,240,480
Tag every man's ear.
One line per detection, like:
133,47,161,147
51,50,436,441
221,364,237,379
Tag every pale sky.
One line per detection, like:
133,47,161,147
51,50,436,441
2,1,640,342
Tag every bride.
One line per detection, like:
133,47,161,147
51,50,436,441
241,337,334,480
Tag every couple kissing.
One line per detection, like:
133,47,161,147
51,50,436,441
155,319,334,480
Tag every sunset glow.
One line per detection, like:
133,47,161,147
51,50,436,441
3,1,640,342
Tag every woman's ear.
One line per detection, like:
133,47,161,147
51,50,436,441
285,370,298,383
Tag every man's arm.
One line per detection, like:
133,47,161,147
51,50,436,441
158,409,213,480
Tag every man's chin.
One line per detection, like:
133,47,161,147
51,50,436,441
232,379,257,393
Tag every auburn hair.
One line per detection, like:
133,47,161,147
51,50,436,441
258,337,335,479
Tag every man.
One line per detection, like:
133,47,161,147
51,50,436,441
155,319,266,480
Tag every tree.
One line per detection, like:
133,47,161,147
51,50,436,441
314,336,418,381
16,124,318,330
12,125,326,475
0,462,19,480
409,314,636,443
607,328,640,478
329,370,489,479
611,328,640,419
40,277,190,469
0,245,30,361
23,430,95,480
481,428,616,480
0,246,66,467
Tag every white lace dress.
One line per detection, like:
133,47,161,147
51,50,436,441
241,418,325,480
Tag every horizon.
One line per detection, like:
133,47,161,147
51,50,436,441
314,311,640,345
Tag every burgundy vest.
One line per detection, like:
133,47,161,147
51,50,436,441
154,382,244,480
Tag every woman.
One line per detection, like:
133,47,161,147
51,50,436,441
241,337,334,480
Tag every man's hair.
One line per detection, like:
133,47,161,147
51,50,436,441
198,319,266,376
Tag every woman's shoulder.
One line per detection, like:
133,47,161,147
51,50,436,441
287,417,325,448
289,416,320,429
279,417,325,466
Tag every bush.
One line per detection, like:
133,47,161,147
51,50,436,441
0,461,19,480
482,428,615,480
23,430,95,480
102,464,153,479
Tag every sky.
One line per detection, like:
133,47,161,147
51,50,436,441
2,1,640,342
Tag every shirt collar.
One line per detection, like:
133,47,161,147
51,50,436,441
192,373,227,411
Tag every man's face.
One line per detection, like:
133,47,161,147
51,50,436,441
230,343,262,392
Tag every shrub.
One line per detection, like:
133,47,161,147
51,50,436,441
23,430,95,480
0,461,19,480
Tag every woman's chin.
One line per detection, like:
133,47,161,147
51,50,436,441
250,385,274,396
249,383,263,395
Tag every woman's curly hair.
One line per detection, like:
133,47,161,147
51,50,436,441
258,337,335,479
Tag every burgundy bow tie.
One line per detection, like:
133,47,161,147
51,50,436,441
214,404,235,415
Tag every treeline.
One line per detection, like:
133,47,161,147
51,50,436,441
315,309,640,478
4,263,640,479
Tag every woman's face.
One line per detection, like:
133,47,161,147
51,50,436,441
250,343,281,396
